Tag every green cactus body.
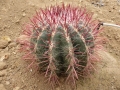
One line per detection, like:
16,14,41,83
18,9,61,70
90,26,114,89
18,4,103,88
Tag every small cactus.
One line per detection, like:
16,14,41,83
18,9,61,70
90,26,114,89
18,4,103,89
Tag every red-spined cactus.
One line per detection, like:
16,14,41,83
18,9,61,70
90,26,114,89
17,4,103,89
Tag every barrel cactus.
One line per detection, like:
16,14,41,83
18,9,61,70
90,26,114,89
17,4,103,89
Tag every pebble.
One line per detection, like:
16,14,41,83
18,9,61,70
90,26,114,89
2,36,11,42
0,62,7,70
0,36,11,49
8,42,16,49
22,12,26,17
5,81,10,85
16,20,20,24
0,53,10,61
0,40,9,49
79,0,83,2
114,35,120,40
109,50,112,53
13,87,20,90
0,84,6,90
0,70,7,77
12,52,16,55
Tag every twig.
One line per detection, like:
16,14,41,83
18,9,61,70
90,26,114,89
102,23,120,28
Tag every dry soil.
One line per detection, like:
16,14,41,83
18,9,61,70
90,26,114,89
0,0,120,90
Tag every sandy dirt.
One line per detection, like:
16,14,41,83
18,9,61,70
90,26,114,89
0,0,120,90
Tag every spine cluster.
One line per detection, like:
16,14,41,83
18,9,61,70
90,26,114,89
18,4,104,88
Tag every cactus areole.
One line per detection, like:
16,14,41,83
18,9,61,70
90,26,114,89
18,4,103,88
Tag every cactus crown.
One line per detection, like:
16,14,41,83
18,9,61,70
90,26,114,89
19,4,103,89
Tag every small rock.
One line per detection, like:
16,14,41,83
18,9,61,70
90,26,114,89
12,52,16,55
114,35,120,40
16,20,20,24
109,50,112,53
2,36,11,42
79,0,82,2
0,70,7,77
8,42,16,49
113,76,116,79
0,53,10,61
0,62,7,70
106,34,110,37
13,87,20,90
0,84,6,90
14,16,20,24
21,85,26,89
0,40,9,49
0,36,11,49
21,9,25,12
112,86,115,89
22,12,26,17
30,69,32,72
5,81,10,85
